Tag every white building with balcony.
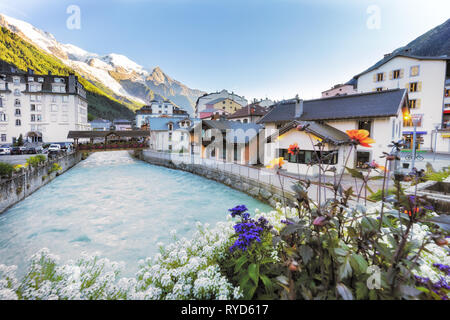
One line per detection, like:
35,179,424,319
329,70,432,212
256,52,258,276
0,67,90,144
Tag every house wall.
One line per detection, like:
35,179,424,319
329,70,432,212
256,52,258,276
322,85,357,97
263,115,402,176
0,77,89,144
356,56,448,151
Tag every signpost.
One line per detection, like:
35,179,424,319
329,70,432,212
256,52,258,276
410,114,422,170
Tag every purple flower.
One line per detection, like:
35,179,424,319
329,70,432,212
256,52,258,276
229,205,248,218
313,216,327,226
281,219,293,225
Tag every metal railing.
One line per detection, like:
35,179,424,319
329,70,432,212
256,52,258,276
141,150,342,202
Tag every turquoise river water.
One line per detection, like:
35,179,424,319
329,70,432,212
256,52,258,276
0,151,272,277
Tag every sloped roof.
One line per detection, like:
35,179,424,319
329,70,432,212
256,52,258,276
265,120,350,145
190,120,262,143
227,104,267,119
353,52,449,79
147,116,192,131
258,89,407,124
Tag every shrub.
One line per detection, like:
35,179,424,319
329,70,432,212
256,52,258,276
26,155,46,168
0,162,14,178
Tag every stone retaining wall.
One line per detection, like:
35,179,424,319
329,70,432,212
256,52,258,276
0,152,83,214
134,150,297,208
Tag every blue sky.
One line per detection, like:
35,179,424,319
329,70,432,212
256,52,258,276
0,0,449,101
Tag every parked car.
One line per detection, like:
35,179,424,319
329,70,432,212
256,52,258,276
10,147,23,155
24,146,38,154
48,144,62,152
0,147,10,155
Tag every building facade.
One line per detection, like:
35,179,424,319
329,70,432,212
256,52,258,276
195,89,248,116
322,84,357,97
0,68,89,144
258,90,408,176
135,99,188,128
353,53,450,153
227,104,268,123
89,118,112,131
147,117,194,152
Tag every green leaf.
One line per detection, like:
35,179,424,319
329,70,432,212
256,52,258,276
299,245,314,264
336,283,354,300
355,281,368,299
234,255,248,273
338,256,352,280
259,274,273,292
345,167,364,180
248,263,259,285
350,253,368,273
368,175,385,181
334,247,348,256
347,227,358,238
428,215,450,232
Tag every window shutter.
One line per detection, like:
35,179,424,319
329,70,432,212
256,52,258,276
405,83,410,91
418,81,422,92
373,74,377,82
400,69,404,78
389,71,393,80
372,88,376,92
383,72,387,81
416,99,421,108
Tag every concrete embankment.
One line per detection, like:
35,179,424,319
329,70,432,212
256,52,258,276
133,150,297,208
0,152,83,214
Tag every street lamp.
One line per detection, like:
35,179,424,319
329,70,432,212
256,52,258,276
433,123,440,161
410,114,421,170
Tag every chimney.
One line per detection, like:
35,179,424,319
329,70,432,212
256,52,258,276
294,97,304,118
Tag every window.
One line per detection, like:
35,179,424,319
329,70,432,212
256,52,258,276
410,82,418,92
14,89,20,96
30,104,37,111
358,120,372,136
410,65,420,77
445,89,450,97
52,96,57,103
62,95,69,103
168,123,173,131
36,114,42,122
277,149,338,165
14,99,21,106
38,77,44,83
62,115,68,122
393,69,401,79
13,77,20,85
37,95,41,102
51,104,58,112
15,109,21,116
1,134,6,142
376,73,384,82
0,113,6,122
31,114,36,122
181,133,184,141
376,87,383,92
28,77,34,82
356,152,371,169
409,99,420,109
15,119,21,126
30,95,36,102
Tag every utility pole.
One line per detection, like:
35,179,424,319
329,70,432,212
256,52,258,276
411,115,421,170
433,123,440,161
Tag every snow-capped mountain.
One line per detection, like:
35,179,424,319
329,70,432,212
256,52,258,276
0,13,205,114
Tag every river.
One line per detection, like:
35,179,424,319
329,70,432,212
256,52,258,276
0,151,272,277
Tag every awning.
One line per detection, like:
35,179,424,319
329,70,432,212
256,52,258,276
27,131,42,137
403,131,427,135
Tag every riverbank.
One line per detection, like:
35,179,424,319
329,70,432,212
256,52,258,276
0,151,82,214
133,150,297,208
